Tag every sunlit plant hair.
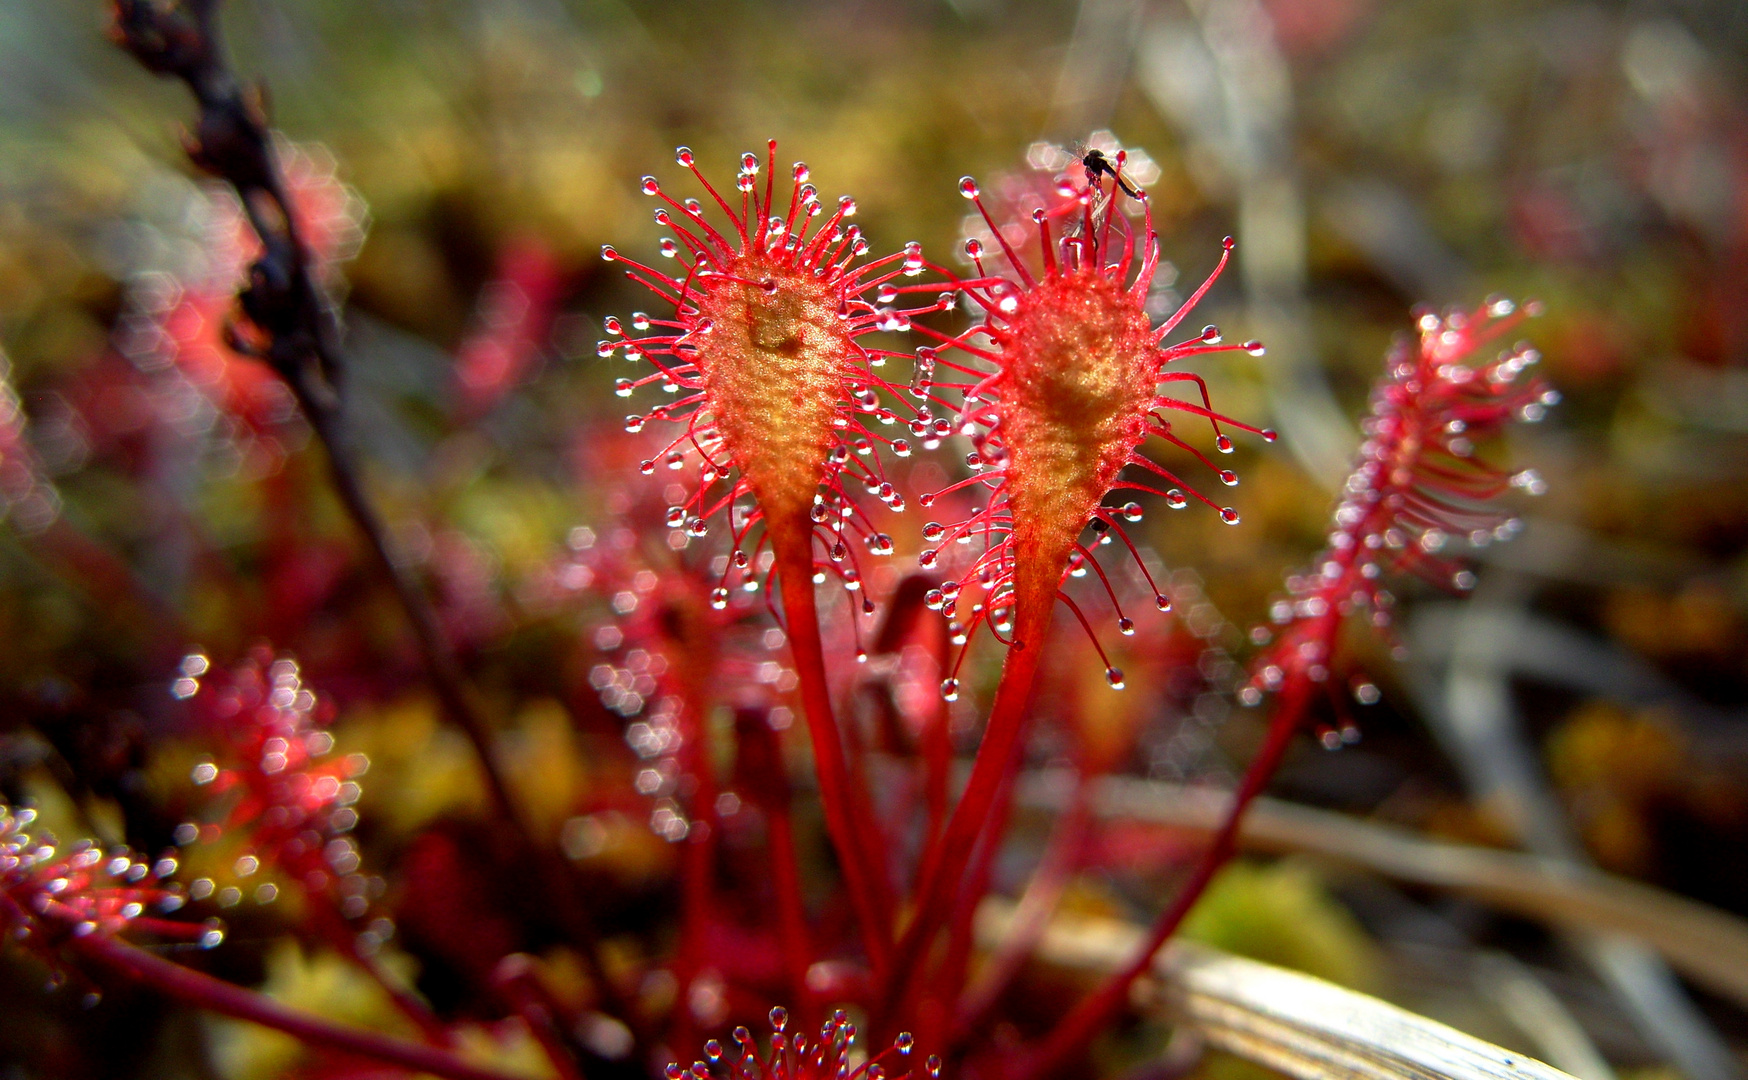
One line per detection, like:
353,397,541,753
598,141,953,965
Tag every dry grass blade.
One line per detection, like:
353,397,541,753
1014,772,1748,1012
977,900,1581,1080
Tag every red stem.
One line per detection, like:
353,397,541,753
766,783,818,1010
770,513,894,974
875,566,1054,1038
914,616,955,887
312,897,450,1046
951,775,1092,1044
928,765,1017,1029
1013,672,1315,1080
735,708,816,1015
72,934,528,1080
495,955,587,1080
671,666,720,1055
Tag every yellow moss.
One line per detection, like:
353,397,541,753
502,698,589,840
1180,859,1379,992
205,942,418,1080
342,697,488,837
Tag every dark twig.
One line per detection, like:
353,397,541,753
108,0,519,841
107,0,639,1043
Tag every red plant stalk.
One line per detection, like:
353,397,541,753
879,151,1269,1035
495,955,588,1080
603,142,953,967
667,600,725,1054
950,775,1092,1044
0,804,516,1080
872,576,956,879
71,934,526,1080
735,708,817,1014
1017,297,1554,1079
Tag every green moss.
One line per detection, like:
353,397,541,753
1179,859,1379,992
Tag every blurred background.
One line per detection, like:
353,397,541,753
2,1,1747,1078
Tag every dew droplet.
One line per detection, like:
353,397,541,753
770,1005,788,1031
1244,339,1265,356
959,177,980,199
1219,507,1241,524
964,238,983,259
710,588,729,610
1165,489,1188,509
1117,617,1135,636
940,678,960,701
600,245,617,261
1105,668,1125,689
676,147,695,167
1155,594,1172,612
1222,235,1236,251
641,176,661,196
1215,434,1235,453
1218,469,1238,486
1201,325,1222,344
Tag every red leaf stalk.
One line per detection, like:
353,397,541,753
882,150,1268,1034
603,142,952,968
72,933,527,1080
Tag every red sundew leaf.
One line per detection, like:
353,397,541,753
670,1007,938,1080
917,145,1271,696
0,805,216,977
1242,297,1556,740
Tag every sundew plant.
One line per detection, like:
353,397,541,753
0,4,1565,1080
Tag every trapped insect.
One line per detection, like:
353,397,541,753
1080,147,1143,200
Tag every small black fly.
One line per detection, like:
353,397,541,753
1081,148,1144,200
